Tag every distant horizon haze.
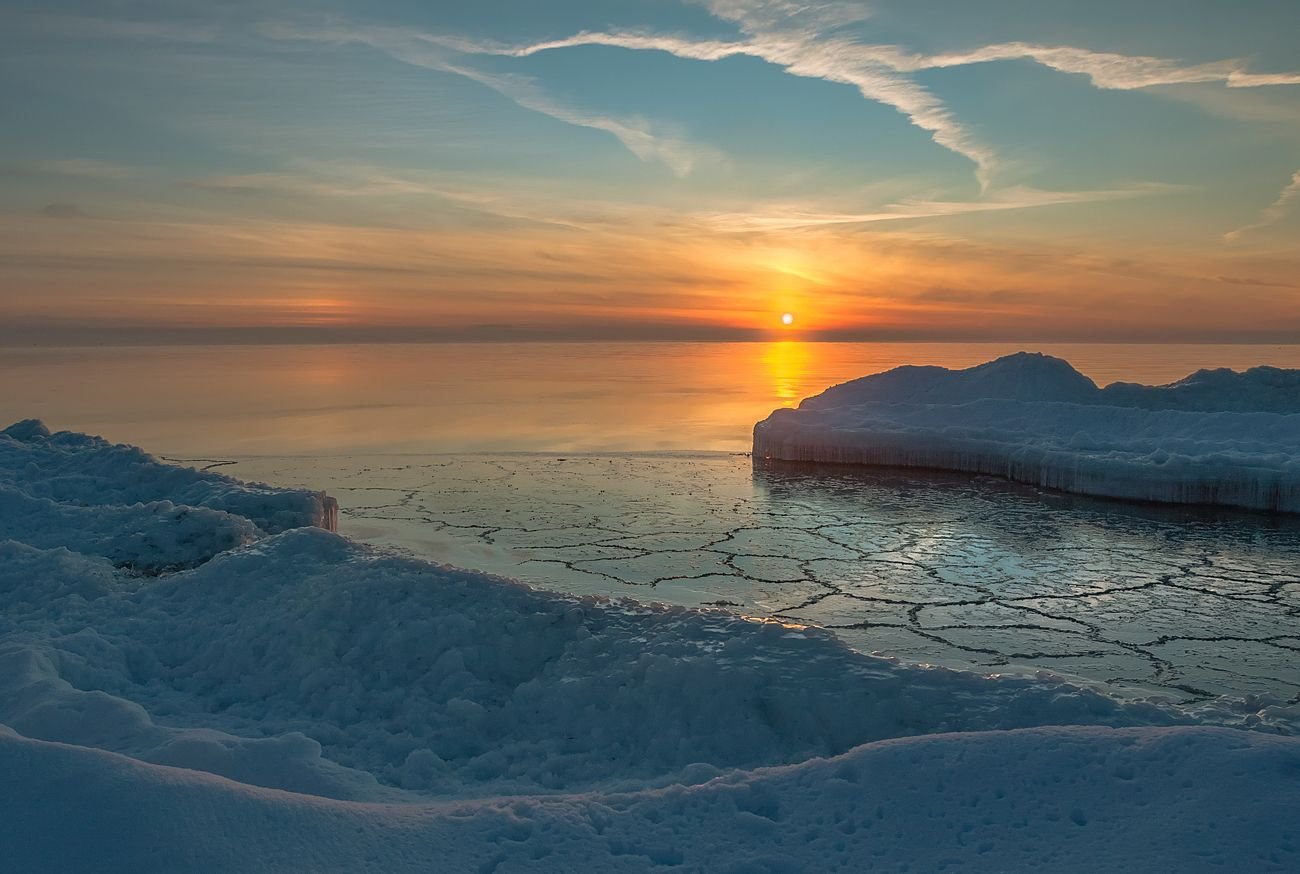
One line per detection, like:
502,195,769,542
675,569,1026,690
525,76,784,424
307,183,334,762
2,323,1299,348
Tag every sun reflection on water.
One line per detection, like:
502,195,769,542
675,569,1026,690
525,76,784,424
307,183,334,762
762,340,814,407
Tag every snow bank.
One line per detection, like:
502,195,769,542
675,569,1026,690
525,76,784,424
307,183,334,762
0,419,338,536
3,724,1299,873
755,353,1300,512
6,529,1229,802
3,423,1298,870
0,486,259,574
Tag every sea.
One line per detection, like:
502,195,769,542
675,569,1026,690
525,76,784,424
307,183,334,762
5,341,1300,454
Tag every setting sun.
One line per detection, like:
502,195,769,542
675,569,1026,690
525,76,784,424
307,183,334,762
781,312,794,326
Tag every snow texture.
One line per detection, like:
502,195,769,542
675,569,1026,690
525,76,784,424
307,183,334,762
0,419,338,539
754,353,1300,512
2,421,1298,871
4,724,1298,873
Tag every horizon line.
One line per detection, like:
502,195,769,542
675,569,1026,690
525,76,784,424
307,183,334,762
3,331,1299,348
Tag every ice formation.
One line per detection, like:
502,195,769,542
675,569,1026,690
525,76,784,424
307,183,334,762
2,420,1298,871
754,353,1300,512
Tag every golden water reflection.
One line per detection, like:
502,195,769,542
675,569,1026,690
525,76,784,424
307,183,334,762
762,340,814,407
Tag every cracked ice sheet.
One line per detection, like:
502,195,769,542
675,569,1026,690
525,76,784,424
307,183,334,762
229,454,1300,706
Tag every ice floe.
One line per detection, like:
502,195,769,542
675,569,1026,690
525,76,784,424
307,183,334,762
754,353,1300,512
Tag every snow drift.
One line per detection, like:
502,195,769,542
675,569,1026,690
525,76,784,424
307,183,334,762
0,419,338,542
4,724,1298,874
3,420,1298,871
754,353,1300,512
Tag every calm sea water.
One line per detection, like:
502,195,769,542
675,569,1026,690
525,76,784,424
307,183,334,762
3,342,1299,455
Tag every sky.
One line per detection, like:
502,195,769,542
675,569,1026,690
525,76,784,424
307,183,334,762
1,0,1298,344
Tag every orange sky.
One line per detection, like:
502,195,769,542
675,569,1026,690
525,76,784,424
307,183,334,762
3,206,1297,342
2,2,1299,343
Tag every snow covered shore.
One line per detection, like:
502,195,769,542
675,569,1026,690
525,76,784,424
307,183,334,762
754,353,1300,512
5,724,1297,873
1,419,338,540
2,421,1298,871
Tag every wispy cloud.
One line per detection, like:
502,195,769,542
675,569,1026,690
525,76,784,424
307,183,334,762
478,2,1300,191
499,31,1300,105
444,64,717,178
59,4,1300,194
191,167,434,199
701,183,1179,231
701,0,874,31
1227,72,1300,88
1225,170,1300,241
258,23,719,177
188,160,613,231
1215,274,1297,289
917,43,1300,91
496,10,998,187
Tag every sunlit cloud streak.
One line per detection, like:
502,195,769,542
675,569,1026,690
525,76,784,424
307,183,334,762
188,161,660,232
1225,170,1300,241
503,31,1300,96
916,43,1300,90
701,183,1180,231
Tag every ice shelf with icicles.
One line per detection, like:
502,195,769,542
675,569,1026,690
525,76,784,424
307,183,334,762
3,420,1299,871
754,352,1300,513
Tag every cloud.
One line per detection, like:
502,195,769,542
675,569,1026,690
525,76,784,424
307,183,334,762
497,20,997,187
186,160,661,233
440,63,716,178
699,183,1178,231
478,3,1300,190
1215,275,1296,289
910,286,1035,304
33,3,1300,193
1227,72,1300,88
258,23,718,177
1224,170,1300,241
916,43,1300,91
703,2,1300,93
190,169,430,198
5,189,1297,343
701,0,874,31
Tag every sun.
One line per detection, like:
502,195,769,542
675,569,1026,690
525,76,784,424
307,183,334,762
781,312,795,326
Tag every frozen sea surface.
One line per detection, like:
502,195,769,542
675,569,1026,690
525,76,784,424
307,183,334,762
230,452,1300,707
